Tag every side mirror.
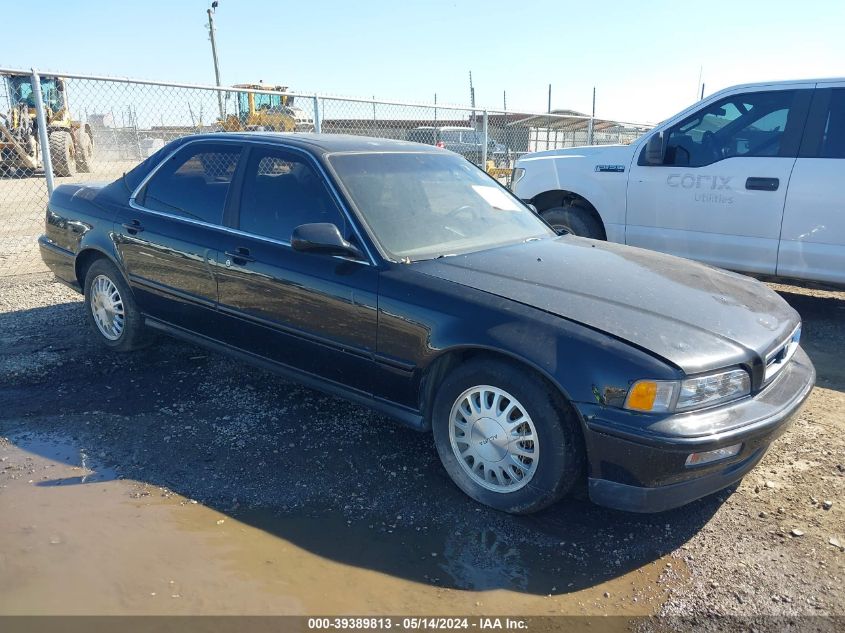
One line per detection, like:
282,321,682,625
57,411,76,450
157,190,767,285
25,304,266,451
644,131,665,165
291,223,363,259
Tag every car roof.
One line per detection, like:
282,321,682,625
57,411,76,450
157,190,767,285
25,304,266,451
184,132,440,154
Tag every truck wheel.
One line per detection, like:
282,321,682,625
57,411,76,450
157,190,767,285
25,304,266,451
49,131,76,177
75,130,93,173
542,202,604,239
431,358,584,514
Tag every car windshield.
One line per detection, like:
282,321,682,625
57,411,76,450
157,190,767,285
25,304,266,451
329,151,553,261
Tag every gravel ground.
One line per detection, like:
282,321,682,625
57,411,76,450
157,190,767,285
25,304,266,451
0,274,843,625
653,282,845,631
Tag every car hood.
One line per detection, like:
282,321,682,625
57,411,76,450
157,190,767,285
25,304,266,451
411,237,800,374
516,144,635,162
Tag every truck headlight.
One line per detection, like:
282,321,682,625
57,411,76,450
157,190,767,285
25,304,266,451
624,368,751,413
511,167,525,184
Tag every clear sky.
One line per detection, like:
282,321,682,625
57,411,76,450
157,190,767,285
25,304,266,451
2,0,842,123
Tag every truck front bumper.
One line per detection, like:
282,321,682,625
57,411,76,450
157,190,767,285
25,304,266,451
577,347,815,513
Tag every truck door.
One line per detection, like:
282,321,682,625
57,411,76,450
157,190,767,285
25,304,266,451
626,86,812,275
778,84,845,285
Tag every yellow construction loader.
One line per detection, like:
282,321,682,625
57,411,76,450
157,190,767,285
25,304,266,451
220,83,315,132
0,73,93,177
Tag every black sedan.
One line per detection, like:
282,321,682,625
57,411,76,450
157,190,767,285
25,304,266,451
38,133,815,514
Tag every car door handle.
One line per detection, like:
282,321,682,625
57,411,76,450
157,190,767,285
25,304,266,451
121,220,144,233
745,177,779,191
224,247,255,264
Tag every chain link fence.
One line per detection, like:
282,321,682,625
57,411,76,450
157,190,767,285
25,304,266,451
0,68,652,277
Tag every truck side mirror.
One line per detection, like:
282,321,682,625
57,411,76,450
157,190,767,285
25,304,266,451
644,132,665,165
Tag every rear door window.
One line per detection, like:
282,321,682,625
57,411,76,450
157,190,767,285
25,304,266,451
408,129,436,145
461,130,480,145
139,143,241,224
820,89,845,158
238,147,346,243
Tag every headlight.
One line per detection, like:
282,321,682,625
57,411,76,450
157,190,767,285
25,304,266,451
511,167,525,184
675,369,751,411
624,368,751,413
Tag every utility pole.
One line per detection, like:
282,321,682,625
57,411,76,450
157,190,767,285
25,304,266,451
546,84,552,151
469,71,476,125
503,90,510,159
207,1,224,121
696,66,703,100
588,86,596,145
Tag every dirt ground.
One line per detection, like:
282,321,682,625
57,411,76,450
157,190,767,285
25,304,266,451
0,275,842,630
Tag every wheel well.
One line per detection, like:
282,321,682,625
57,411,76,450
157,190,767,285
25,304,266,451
418,347,581,433
74,249,106,287
531,190,606,239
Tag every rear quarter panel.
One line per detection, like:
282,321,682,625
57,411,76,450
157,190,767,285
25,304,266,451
42,182,125,285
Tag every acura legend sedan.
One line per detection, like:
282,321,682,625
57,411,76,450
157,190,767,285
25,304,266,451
39,133,815,514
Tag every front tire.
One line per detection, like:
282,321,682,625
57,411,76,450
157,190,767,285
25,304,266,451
432,359,584,514
541,201,604,239
83,259,148,351
49,130,76,177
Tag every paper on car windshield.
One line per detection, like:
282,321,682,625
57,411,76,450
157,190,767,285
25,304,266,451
471,185,521,211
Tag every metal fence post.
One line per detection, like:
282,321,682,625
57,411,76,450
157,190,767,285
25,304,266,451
30,68,55,196
312,95,322,134
481,110,488,168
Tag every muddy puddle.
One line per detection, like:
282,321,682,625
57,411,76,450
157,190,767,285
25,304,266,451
0,432,682,619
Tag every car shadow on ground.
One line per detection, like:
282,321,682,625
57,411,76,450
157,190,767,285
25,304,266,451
0,296,799,597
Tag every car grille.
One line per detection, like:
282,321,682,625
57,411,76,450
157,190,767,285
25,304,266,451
764,324,801,384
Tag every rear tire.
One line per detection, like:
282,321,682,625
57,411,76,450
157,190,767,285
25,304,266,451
432,359,584,514
541,201,604,239
49,130,76,177
83,259,148,352
75,130,93,173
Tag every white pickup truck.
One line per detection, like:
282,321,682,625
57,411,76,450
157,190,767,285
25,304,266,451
512,78,845,285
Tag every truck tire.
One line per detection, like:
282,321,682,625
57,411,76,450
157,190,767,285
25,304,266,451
542,202,604,239
75,130,93,173
49,130,76,177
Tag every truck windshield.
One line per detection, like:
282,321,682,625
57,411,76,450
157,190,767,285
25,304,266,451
329,152,553,261
9,77,61,112
254,93,282,110
9,77,34,103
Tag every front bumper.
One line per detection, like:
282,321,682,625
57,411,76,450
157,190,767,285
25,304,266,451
578,347,815,513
